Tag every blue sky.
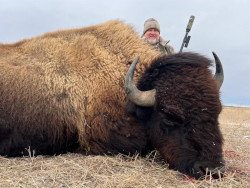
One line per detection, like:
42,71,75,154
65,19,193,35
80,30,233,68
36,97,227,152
0,0,249,106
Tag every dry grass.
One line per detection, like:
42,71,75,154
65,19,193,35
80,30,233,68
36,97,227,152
0,106,249,188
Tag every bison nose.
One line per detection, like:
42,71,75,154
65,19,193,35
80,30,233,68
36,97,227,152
193,158,225,179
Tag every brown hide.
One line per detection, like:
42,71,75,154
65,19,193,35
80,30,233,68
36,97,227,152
0,20,159,155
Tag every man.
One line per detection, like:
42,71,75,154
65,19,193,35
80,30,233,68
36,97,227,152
142,18,174,54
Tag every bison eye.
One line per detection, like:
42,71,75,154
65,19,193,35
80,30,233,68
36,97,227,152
162,119,175,126
160,119,176,134
160,111,183,125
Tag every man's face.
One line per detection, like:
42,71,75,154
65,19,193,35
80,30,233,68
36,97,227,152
144,29,160,45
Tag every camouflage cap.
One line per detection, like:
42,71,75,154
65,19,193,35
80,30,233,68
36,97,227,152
143,18,160,34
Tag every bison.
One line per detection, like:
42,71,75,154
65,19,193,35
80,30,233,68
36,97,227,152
0,20,224,179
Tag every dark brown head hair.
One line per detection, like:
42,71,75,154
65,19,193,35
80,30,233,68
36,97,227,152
128,52,224,178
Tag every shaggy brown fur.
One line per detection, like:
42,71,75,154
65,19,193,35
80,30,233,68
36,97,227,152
0,20,159,156
0,20,224,178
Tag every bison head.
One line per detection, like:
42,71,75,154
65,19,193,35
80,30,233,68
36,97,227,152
125,52,225,179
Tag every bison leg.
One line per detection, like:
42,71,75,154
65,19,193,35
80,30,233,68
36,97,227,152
0,125,27,156
0,121,79,157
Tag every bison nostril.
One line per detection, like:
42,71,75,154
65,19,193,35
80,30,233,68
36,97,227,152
199,166,206,174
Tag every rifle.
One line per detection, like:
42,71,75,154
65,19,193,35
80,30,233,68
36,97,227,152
179,16,195,53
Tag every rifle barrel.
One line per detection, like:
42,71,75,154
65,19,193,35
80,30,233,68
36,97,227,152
179,15,195,53
179,32,188,53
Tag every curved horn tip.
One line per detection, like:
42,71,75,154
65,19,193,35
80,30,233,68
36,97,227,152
124,55,156,107
128,56,140,69
134,56,140,61
134,56,140,64
212,51,218,59
212,51,224,89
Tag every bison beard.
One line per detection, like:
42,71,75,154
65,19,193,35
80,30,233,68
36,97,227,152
0,20,224,179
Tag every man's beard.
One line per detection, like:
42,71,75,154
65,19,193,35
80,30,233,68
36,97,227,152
147,37,159,45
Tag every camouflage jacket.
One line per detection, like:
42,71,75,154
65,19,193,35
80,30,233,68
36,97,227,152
156,36,175,55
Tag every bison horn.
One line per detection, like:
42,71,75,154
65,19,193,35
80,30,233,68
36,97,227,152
212,52,224,88
125,56,156,107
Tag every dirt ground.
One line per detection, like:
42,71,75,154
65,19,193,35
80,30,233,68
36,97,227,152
0,106,249,188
